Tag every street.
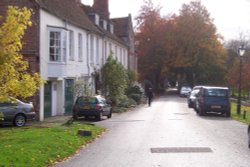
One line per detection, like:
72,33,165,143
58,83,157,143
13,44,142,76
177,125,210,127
55,93,250,167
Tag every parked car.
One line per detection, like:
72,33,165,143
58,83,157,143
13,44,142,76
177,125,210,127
180,86,192,97
187,89,199,108
72,95,112,121
248,125,250,148
195,86,231,117
0,97,36,127
192,85,204,90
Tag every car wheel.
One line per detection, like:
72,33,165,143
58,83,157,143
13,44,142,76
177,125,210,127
73,114,78,120
225,110,231,117
199,108,206,116
107,110,112,118
97,112,103,121
14,114,26,127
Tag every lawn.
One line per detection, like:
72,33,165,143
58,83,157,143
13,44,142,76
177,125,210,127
0,122,104,167
231,102,250,124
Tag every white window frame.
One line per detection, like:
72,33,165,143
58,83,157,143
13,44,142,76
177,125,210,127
78,33,83,62
48,27,67,62
96,37,99,65
90,34,94,64
69,30,74,61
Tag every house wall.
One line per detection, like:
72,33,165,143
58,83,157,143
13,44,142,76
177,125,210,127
39,9,91,120
0,0,131,121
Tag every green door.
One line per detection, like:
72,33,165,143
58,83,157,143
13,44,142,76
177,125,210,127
44,82,52,118
65,79,74,115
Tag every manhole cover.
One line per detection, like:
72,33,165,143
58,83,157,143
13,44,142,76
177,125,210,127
151,147,212,153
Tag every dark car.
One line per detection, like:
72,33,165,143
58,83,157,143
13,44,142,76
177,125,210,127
187,89,199,108
0,98,36,127
72,95,112,121
195,86,231,117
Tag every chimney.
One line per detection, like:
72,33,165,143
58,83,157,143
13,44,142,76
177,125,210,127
93,0,110,19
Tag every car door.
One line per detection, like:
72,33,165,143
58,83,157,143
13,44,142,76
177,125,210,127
0,102,18,122
99,98,111,115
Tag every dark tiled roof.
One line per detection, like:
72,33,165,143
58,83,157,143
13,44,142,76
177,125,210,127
35,0,100,33
111,17,129,37
81,4,128,46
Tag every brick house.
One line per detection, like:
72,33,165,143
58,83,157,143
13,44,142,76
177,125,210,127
0,0,135,121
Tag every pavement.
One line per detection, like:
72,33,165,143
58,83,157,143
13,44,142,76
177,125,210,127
30,115,73,127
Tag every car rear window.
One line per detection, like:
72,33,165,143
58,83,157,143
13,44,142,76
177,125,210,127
204,88,228,97
76,97,97,105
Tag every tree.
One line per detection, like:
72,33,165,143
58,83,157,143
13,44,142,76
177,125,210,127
0,6,43,101
101,55,128,105
171,1,227,86
135,0,172,90
135,1,227,88
72,80,92,99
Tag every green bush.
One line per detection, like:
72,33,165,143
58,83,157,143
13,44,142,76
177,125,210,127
117,96,137,108
128,93,142,104
112,106,128,113
126,85,143,95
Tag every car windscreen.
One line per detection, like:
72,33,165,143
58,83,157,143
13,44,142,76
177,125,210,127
204,88,228,97
76,97,97,105
190,90,199,96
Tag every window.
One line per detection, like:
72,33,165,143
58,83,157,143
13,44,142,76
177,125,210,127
205,88,228,97
49,31,61,61
115,45,117,57
90,35,94,64
119,48,122,62
96,37,99,65
78,33,83,61
109,43,112,55
49,28,67,62
104,41,107,60
69,30,74,61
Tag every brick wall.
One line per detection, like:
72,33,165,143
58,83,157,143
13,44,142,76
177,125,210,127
0,0,41,116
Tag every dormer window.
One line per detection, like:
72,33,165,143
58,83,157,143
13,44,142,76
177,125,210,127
108,23,114,34
100,19,107,30
88,13,100,26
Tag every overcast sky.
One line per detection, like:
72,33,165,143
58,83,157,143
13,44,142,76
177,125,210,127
81,0,250,41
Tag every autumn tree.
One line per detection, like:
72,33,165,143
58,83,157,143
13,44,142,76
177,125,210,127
135,0,172,90
0,6,43,101
135,1,227,89
225,39,250,95
171,1,227,86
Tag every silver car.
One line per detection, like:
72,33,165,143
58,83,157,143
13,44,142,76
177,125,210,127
0,98,36,127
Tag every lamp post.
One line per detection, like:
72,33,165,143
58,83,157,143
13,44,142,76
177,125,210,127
237,45,245,115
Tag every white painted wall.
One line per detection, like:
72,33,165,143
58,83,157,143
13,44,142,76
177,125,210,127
38,9,129,120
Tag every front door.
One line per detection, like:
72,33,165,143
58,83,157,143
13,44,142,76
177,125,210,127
65,79,74,115
44,82,52,118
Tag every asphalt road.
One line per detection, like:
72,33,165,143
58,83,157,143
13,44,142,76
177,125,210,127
55,93,250,167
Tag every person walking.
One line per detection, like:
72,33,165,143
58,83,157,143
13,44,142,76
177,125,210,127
147,87,154,106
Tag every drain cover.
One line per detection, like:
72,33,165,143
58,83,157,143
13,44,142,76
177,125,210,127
151,147,212,153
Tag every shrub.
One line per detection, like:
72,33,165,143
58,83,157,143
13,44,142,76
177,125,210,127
126,85,143,95
117,96,137,108
128,93,142,105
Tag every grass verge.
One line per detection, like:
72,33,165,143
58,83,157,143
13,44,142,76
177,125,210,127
231,102,250,124
0,122,104,167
